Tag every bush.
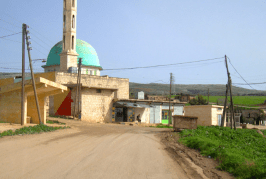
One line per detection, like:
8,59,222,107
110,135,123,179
179,126,266,178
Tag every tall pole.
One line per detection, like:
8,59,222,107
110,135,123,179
77,58,82,120
225,55,235,130
221,84,228,127
208,88,209,105
74,58,82,120
25,26,42,124
168,73,172,126
21,24,26,125
229,77,235,130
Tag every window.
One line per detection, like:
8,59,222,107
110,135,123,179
63,35,65,50
64,0,66,8
72,36,74,50
72,15,75,29
218,115,222,126
63,15,66,28
72,0,75,7
94,70,97,75
218,108,222,110
96,89,102,93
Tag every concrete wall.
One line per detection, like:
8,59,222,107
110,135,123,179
184,105,225,126
27,94,46,124
55,72,129,99
211,107,224,126
80,88,114,123
0,77,14,86
0,90,27,124
135,108,150,123
184,105,212,126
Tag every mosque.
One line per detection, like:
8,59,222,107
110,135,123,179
0,0,184,125
39,0,129,122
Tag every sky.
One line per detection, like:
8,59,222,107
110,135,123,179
0,0,266,91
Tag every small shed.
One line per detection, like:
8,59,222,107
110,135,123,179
184,105,226,126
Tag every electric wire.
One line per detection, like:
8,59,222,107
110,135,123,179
0,19,20,29
0,32,21,39
1,38,20,43
103,57,224,71
227,56,255,90
0,26,17,33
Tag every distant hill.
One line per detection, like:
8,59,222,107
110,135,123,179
1,73,265,96
129,82,266,96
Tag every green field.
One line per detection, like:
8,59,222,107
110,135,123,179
201,96,266,107
179,126,266,178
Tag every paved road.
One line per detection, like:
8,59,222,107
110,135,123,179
0,119,195,179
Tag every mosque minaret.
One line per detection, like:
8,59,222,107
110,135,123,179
42,0,102,75
60,0,78,72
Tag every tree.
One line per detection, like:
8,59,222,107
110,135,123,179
189,95,208,105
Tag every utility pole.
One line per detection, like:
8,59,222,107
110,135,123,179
168,73,172,126
208,88,209,105
77,58,82,120
224,55,235,130
21,24,26,126
25,25,42,125
74,58,82,120
229,77,236,130
221,84,228,127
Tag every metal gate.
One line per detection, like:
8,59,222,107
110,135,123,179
150,106,160,123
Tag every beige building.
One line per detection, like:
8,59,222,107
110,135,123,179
0,77,67,124
184,105,226,126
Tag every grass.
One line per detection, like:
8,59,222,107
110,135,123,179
201,96,266,107
46,120,66,125
179,126,266,178
0,121,8,123
150,124,173,128
0,124,69,138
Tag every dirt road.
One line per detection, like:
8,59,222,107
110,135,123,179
0,119,228,179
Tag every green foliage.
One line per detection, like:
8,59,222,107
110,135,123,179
0,121,8,123
156,124,173,128
189,95,208,105
179,126,266,178
46,120,66,125
0,124,69,138
201,96,266,107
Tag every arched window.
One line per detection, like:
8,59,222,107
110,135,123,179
72,0,75,7
72,15,75,29
63,15,66,28
72,36,74,50
64,0,66,8
63,35,65,50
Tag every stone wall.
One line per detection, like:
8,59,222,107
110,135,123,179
80,88,114,123
184,105,212,126
55,72,129,99
173,115,198,130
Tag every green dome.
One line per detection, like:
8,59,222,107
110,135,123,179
44,39,102,69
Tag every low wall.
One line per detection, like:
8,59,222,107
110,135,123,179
173,115,198,130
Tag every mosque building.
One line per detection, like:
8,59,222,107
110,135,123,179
0,0,184,125
40,0,129,122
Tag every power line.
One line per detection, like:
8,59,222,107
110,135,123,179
0,19,20,29
103,57,224,71
0,26,17,33
227,56,255,90
31,38,50,51
0,32,21,39
233,82,266,85
1,38,20,43
30,28,55,45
